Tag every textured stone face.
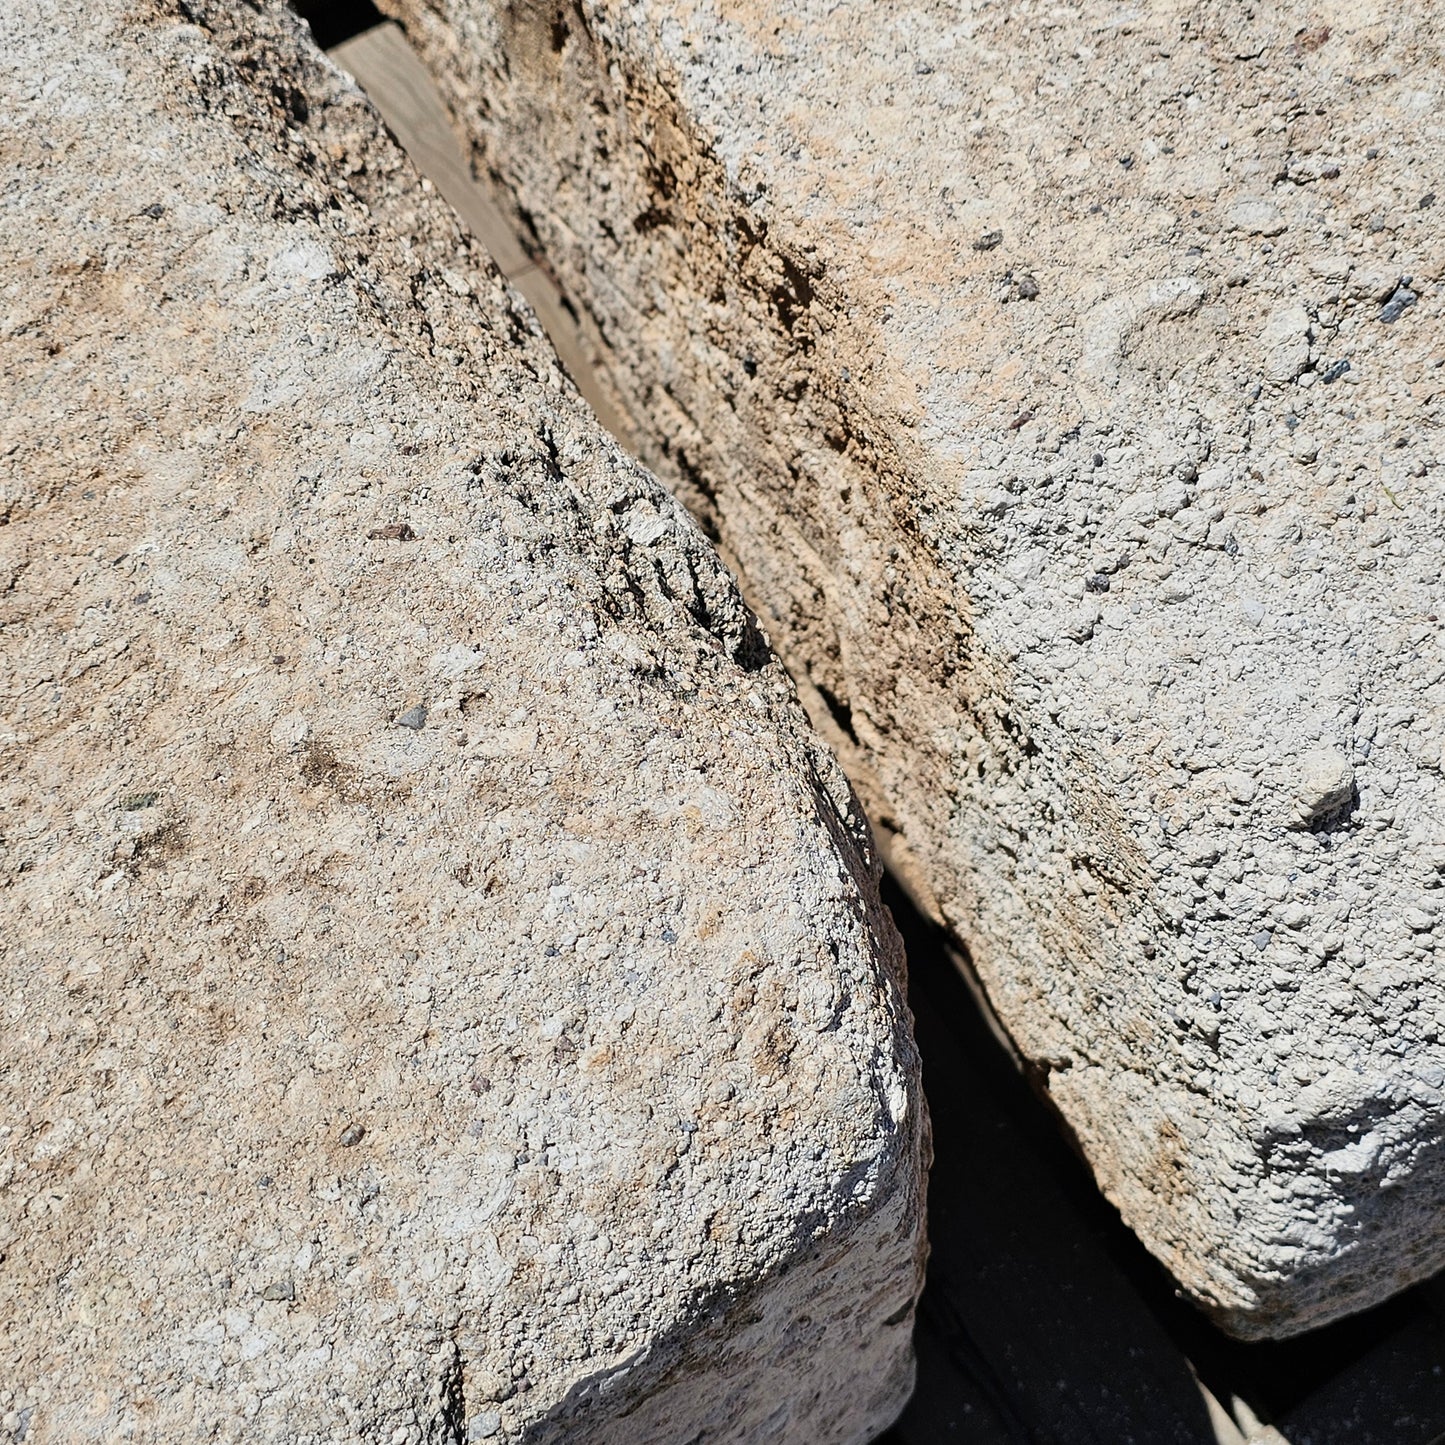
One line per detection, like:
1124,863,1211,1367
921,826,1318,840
0,2,925,1439
382,0,1445,1335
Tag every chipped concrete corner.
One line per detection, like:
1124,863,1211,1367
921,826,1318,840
383,0,1445,1336
0,0,926,1438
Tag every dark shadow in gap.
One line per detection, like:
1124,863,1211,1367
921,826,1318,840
290,0,384,49
877,873,1445,1445
878,875,1218,1445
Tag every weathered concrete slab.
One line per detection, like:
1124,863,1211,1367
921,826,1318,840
0,2,925,1438
385,0,1445,1335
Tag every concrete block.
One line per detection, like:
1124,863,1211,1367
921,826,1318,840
0,2,925,1436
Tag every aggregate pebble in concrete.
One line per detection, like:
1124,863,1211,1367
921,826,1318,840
386,0,1445,1335
0,1,926,1438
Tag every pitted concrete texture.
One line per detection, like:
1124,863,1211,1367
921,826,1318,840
0,2,926,1439
383,0,1445,1335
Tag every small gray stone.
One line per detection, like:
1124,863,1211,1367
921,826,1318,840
1379,285,1419,323
1224,771,1259,804
395,703,428,730
1296,746,1355,823
1227,196,1287,235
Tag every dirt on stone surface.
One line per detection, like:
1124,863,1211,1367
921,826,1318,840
0,1,927,1439
378,0,1445,1337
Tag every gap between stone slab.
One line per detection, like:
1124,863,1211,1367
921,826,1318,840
323,15,636,447
301,7,1445,1442
317,9,1034,1099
